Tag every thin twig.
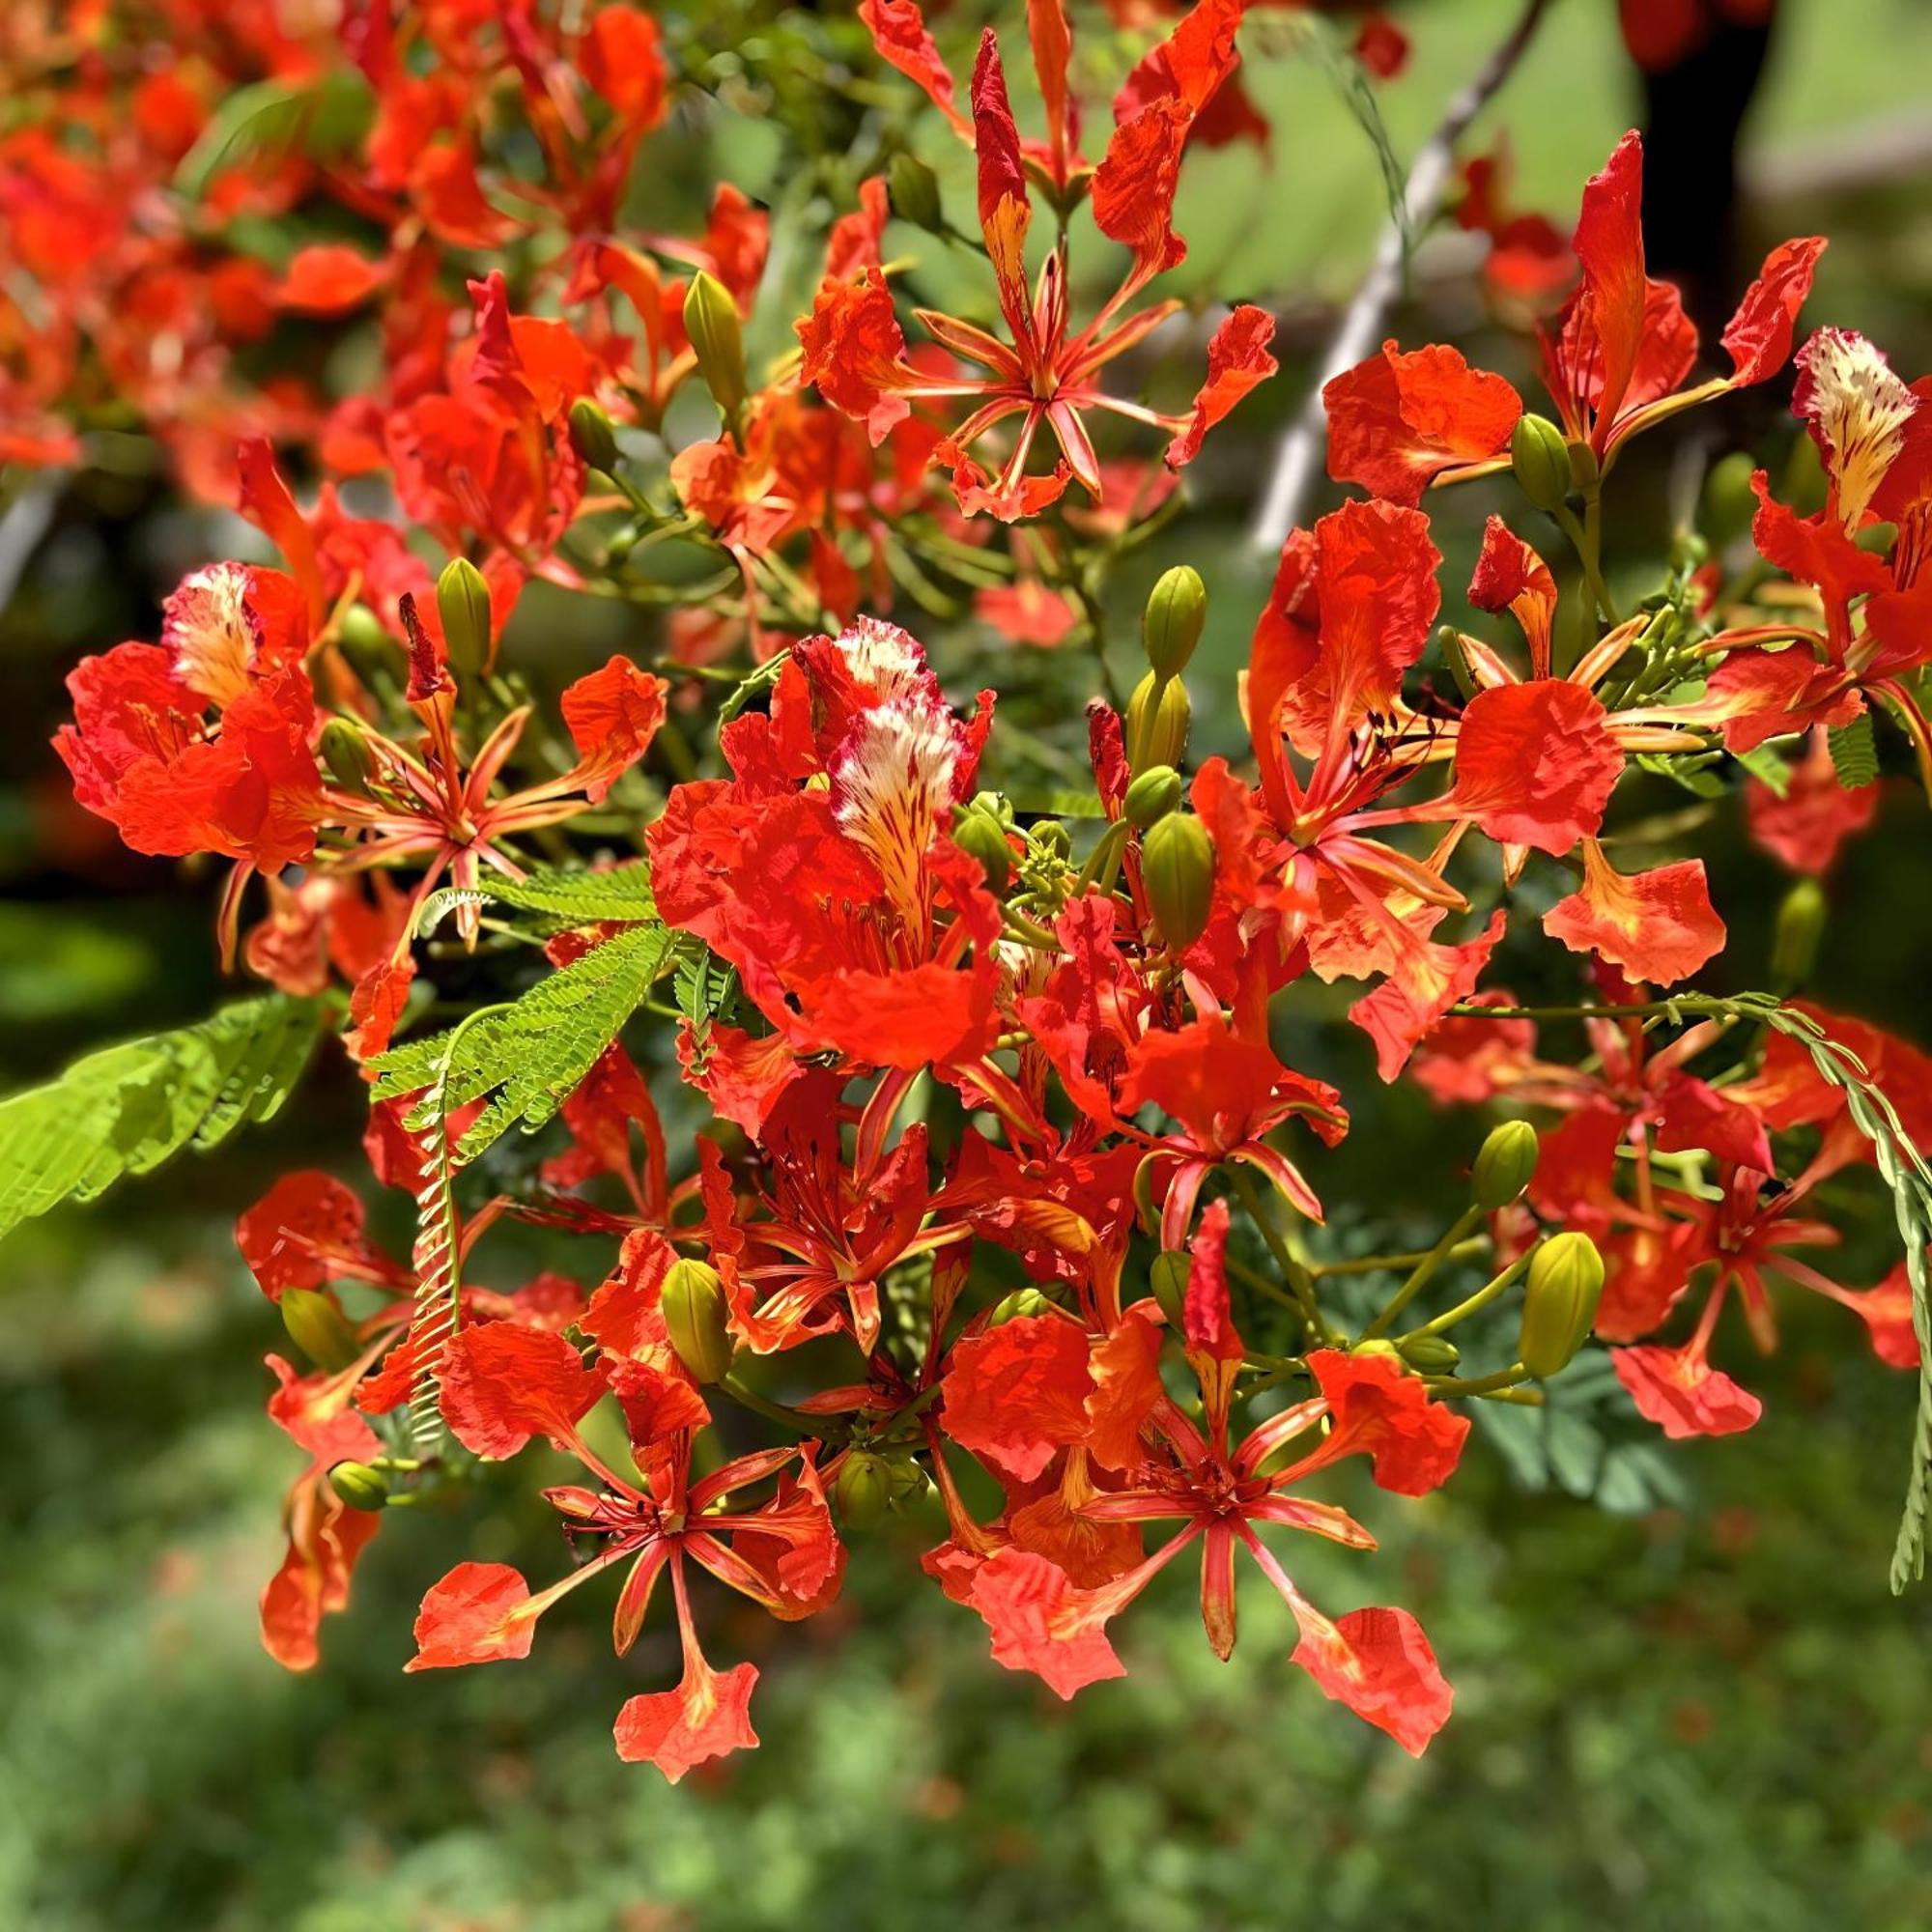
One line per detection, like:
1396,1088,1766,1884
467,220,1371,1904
1248,0,1556,554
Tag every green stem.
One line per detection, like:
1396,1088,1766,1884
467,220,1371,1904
1400,1252,1533,1341
1361,1207,1483,1339
1228,1167,1338,1346
1425,1361,1532,1399
720,1377,820,1435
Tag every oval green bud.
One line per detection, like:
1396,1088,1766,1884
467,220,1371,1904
1398,1334,1462,1373
951,809,1011,895
327,1461,390,1512
318,718,376,799
1125,668,1190,773
281,1286,361,1372
662,1258,736,1384
683,270,749,422
1519,1232,1605,1378
1669,531,1710,574
334,602,391,676
835,1450,893,1528
1150,1249,1190,1324
1702,449,1758,548
1511,413,1573,513
989,1287,1051,1327
1471,1121,1540,1212
1142,566,1206,680
1141,810,1214,952
884,1451,929,1506
1351,1338,1403,1363
1567,437,1601,494
1123,764,1182,831
437,555,493,678
567,397,619,474
887,152,945,233
1771,877,1828,988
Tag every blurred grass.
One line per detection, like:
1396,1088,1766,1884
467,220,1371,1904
5,2,1932,1926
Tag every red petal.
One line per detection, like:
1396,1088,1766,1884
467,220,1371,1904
966,1547,1130,1699
1542,844,1725,986
1451,680,1622,854
941,1313,1095,1481
1167,305,1277,469
406,1561,541,1670
1722,237,1827,386
1291,1602,1453,1755
1612,1344,1762,1438
276,243,388,315
613,1655,760,1780
1304,1349,1470,1495
1323,341,1520,504
438,1323,604,1460
561,656,670,802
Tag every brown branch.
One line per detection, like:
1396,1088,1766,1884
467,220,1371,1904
1249,0,1557,554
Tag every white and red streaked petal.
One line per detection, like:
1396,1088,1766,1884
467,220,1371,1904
162,562,267,708
830,697,964,916
1793,327,1919,529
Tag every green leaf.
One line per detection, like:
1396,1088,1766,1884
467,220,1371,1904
1283,18,1411,258
1635,751,1728,800
1734,743,1793,798
1471,1351,1690,1517
416,861,657,939
1829,714,1879,789
174,71,375,200
0,996,326,1244
369,923,678,1168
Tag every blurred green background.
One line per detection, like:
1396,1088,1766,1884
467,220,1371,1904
5,3,1932,1927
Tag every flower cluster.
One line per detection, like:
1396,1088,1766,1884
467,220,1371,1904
29,3,1932,1781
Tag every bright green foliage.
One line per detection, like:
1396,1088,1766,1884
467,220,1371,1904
370,921,678,1169
173,71,374,198
0,996,325,1245
1829,714,1880,789
415,861,658,941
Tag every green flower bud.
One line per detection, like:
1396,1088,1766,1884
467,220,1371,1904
1511,413,1573,512
327,1461,390,1512
1033,819,1073,861
281,1286,361,1372
683,270,749,422
1150,1249,1190,1324
318,718,376,799
1123,764,1182,830
1141,810,1214,952
989,1287,1052,1326
1142,566,1206,680
662,1258,736,1384
1519,1232,1605,1379
1702,449,1758,549
1351,1338,1403,1363
1471,1121,1540,1212
887,152,945,233
1772,877,1828,988
1567,438,1601,494
436,556,494,678
884,1451,929,1507
1398,1334,1462,1373
1669,531,1710,574
334,603,391,676
835,1450,893,1528
951,808,1011,895
567,397,619,474
1125,668,1190,773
